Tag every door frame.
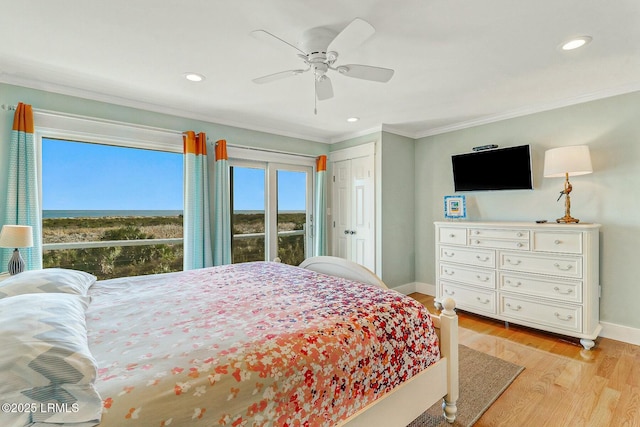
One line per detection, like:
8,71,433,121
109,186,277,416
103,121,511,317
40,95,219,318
328,141,380,275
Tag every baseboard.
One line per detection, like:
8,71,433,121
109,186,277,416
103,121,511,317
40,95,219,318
600,321,640,346
391,282,640,347
390,282,435,296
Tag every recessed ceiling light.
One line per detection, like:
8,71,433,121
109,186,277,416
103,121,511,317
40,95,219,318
347,117,359,123
184,72,205,82
560,36,592,51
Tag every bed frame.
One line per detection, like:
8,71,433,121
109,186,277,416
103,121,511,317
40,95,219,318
299,256,459,426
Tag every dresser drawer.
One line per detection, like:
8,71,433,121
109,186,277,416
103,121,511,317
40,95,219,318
500,295,582,333
469,237,529,251
440,281,496,315
438,227,467,245
499,273,582,303
469,228,529,240
533,231,582,254
440,263,496,289
499,251,582,279
440,246,495,268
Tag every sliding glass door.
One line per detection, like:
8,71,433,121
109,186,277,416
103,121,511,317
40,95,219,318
230,160,312,266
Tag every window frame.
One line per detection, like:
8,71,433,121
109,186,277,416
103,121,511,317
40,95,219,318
34,111,185,272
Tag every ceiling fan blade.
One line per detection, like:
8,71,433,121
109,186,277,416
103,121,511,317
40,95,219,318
315,76,333,100
252,69,307,84
250,29,306,55
338,64,394,82
327,18,375,53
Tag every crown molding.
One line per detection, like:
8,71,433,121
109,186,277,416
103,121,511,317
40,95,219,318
328,125,383,143
414,82,640,139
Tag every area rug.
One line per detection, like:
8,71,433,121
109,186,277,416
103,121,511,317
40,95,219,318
407,345,524,427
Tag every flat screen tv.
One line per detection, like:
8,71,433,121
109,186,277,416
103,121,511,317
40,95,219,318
452,145,533,191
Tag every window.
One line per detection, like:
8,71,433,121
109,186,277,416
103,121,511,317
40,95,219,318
229,149,314,266
35,114,184,280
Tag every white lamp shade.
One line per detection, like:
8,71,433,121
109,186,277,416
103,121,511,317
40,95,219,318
0,225,34,248
543,145,593,178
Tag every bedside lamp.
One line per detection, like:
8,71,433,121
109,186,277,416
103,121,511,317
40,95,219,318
0,225,34,275
543,145,593,223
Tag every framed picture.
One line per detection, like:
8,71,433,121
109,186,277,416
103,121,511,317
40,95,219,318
444,195,467,219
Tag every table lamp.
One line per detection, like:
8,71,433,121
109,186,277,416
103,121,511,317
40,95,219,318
0,225,34,275
543,145,593,223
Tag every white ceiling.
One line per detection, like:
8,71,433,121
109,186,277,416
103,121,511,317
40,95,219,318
2,0,639,143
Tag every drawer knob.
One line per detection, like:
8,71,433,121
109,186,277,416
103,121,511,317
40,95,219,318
506,258,521,266
449,233,456,238
476,255,490,262
475,240,481,244
443,251,455,257
516,242,523,248
517,232,523,237
443,269,455,276
554,312,574,321
474,230,480,235
553,286,573,295
554,240,561,245
476,275,490,282
505,303,522,311
444,289,455,296
476,297,490,304
506,280,522,287
553,263,573,271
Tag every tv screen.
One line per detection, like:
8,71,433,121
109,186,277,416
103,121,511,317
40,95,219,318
452,145,533,191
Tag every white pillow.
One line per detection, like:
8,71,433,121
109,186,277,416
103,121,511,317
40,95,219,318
0,293,102,426
0,268,97,299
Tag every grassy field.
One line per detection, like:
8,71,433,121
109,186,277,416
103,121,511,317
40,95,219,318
43,213,306,279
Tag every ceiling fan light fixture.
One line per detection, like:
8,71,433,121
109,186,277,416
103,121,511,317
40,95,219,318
184,72,206,82
560,36,592,51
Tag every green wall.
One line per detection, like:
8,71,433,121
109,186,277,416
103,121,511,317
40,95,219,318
379,131,415,288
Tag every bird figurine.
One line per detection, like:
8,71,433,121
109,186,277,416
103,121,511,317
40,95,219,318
557,182,572,201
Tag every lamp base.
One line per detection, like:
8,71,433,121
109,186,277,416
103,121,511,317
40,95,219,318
8,248,25,275
556,215,580,224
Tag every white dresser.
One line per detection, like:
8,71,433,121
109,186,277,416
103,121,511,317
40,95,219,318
434,221,601,349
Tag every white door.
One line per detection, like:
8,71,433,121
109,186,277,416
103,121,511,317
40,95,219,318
330,153,375,271
350,155,374,269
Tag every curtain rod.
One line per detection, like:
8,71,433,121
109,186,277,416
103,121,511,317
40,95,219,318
224,142,320,159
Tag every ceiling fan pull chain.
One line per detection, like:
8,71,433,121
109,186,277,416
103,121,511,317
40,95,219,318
314,81,318,115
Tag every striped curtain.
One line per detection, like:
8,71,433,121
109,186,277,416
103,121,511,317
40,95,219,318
213,139,231,265
2,103,42,270
314,155,327,256
182,131,213,269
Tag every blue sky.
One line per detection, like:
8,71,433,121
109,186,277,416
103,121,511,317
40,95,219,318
42,138,306,211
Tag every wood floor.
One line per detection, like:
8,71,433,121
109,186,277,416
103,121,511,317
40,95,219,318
409,293,640,427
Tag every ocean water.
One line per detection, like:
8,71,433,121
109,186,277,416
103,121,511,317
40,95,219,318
43,210,184,219
43,210,303,219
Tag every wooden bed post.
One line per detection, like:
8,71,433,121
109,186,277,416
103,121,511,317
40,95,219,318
439,297,459,423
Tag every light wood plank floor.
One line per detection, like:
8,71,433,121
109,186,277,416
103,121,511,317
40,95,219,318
409,293,640,427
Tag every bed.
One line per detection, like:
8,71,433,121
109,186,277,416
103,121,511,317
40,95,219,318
0,258,458,427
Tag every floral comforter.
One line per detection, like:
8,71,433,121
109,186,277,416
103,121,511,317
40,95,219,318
86,262,440,426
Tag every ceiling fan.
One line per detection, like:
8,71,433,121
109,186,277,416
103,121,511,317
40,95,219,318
251,18,394,110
